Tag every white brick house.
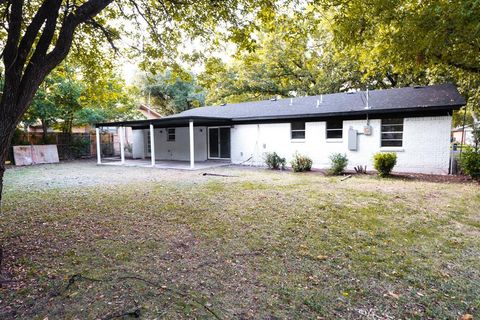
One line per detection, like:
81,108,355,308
96,84,465,175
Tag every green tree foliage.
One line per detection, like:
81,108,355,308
23,66,140,134
142,70,206,115
198,8,397,105
0,0,279,205
77,68,141,125
50,67,84,134
459,146,480,179
321,0,480,125
22,83,57,142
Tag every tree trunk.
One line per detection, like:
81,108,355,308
41,119,48,143
0,122,16,212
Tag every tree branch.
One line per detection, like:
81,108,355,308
27,0,62,68
44,0,114,69
14,0,114,122
16,0,57,70
434,53,480,74
86,18,119,54
3,0,23,73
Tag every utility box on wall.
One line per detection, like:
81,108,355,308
348,128,358,151
363,125,372,135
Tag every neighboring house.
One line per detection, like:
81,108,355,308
452,125,477,146
96,84,465,175
103,105,162,156
138,104,163,119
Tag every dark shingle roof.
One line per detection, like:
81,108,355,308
168,83,465,121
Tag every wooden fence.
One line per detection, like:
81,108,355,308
7,132,116,164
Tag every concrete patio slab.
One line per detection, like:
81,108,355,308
99,158,231,170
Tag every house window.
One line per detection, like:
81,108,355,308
146,132,151,151
167,128,175,141
326,120,343,139
291,122,305,139
381,118,404,147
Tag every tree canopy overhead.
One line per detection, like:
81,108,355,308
0,0,281,205
1,0,480,204
320,0,480,122
196,0,479,126
142,70,206,116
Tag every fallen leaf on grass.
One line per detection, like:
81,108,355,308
386,291,400,299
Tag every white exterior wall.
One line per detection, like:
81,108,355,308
231,116,452,175
131,127,208,161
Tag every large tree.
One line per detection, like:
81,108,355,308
0,0,276,207
198,8,405,105
142,69,206,115
320,0,480,125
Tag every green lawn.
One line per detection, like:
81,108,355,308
1,161,479,319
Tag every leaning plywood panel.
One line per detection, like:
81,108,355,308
13,145,59,166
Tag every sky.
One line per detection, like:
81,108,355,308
116,13,238,86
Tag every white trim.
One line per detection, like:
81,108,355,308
189,120,195,169
326,138,343,143
290,139,305,143
119,126,125,164
96,128,101,164
149,124,155,166
380,147,405,152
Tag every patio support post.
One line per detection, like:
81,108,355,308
96,127,101,164
119,126,125,164
150,124,155,167
189,120,194,169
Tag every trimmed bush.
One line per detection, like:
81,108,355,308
373,152,397,177
264,152,286,170
328,153,348,175
291,152,312,172
459,147,480,179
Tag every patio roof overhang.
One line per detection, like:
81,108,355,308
95,116,233,129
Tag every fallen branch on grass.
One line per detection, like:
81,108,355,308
101,308,141,320
202,173,238,177
61,273,222,320
341,175,352,181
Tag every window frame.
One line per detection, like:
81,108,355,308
146,131,151,153
290,121,306,140
380,118,404,147
326,120,343,140
167,128,176,141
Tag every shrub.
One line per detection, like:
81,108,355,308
373,152,397,177
264,152,286,170
328,153,348,175
291,152,312,172
459,147,480,179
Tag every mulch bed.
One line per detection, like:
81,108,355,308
308,168,476,184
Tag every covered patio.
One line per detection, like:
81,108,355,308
95,116,232,170
100,158,231,170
